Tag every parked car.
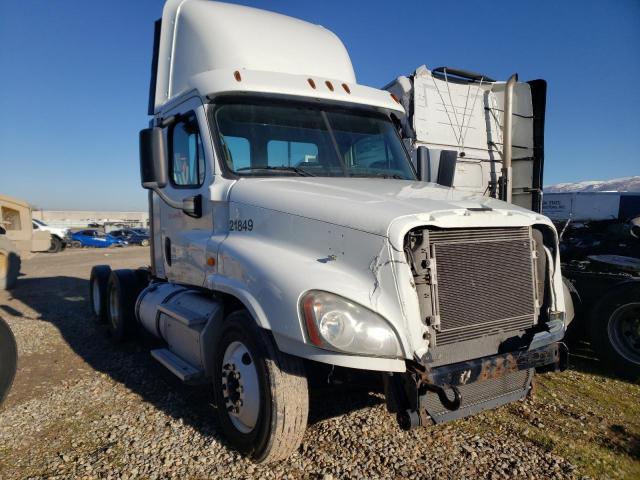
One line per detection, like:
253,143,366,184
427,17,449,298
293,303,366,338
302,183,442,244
70,230,125,248
109,228,150,246
32,219,69,253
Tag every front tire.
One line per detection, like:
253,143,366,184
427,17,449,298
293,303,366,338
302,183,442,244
48,236,63,253
589,281,640,380
213,311,309,463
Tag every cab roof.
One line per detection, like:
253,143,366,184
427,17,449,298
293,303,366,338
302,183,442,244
151,1,403,115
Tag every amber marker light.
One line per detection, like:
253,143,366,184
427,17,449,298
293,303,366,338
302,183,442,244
303,295,322,346
234,70,242,81
342,83,351,94
325,80,334,91
207,257,216,267
307,78,316,89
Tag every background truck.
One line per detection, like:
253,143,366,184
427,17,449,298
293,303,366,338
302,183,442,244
89,0,569,462
542,192,640,378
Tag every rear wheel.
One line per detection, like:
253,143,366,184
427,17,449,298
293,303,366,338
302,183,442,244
71,240,82,249
213,311,308,463
0,317,17,406
107,270,142,342
89,265,112,324
141,239,150,247
0,236,20,290
589,281,640,380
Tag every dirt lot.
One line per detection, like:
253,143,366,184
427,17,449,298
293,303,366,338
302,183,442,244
0,248,638,479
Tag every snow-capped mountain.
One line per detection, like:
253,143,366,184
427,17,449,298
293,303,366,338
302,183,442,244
545,176,640,193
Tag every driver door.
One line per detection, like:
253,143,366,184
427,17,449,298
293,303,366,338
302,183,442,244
155,97,213,286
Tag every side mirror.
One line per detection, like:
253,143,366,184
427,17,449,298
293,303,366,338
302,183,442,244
416,146,429,182
139,127,168,189
415,146,457,187
139,127,202,218
437,150,457,187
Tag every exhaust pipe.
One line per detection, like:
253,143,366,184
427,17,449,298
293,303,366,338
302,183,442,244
500,73,518,203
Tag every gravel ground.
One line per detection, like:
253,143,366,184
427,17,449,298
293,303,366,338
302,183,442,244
0,247,638,479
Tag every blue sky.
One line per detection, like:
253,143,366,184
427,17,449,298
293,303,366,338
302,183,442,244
0,0,638,210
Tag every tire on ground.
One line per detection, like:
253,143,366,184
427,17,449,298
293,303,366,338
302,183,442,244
48,236,63,253
89,265,112,324
0,236,20,290
107,269,143,342
213,310,309,463
0,317,18,406
588,281,640,380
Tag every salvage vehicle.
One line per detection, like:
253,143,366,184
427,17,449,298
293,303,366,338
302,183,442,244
542,192,640,379
32,219,69,253
70,229,125,248
0,194,52,254
89,0,569,462
109,228,150,247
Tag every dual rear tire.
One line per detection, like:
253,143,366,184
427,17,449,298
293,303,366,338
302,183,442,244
89,266,145,341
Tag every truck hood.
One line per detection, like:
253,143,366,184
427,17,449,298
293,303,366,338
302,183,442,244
228,177,550,238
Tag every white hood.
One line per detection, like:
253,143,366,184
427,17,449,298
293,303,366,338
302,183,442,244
228,177,551,238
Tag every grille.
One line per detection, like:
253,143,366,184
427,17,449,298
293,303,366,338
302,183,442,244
425,368,533,419
430,227,536,346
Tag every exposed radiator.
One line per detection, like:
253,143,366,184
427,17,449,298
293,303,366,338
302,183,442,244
429,227,537,346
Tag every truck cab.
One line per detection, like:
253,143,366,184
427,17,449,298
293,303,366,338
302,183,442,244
90,0,569,462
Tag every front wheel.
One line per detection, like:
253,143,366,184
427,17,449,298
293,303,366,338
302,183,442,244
589,281,640,380
213,311,309,463
48,236,63,253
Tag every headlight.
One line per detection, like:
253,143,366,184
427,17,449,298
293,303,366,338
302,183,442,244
301,290,403,358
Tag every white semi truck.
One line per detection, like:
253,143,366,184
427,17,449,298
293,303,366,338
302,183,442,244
89,0,569,462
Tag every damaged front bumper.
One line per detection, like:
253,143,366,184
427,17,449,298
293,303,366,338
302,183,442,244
385,341,568,430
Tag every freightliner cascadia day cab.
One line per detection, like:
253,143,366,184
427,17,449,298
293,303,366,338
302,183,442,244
89,0,569,462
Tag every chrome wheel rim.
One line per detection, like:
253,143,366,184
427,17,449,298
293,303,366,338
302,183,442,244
91,278,101,316
109,286,120,331
221,341,260,433
607,302,640,365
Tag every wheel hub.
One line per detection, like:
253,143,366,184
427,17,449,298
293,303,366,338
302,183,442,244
221,341,259,433
608,302,640,365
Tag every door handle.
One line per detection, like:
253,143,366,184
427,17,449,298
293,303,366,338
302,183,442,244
164,237,172,266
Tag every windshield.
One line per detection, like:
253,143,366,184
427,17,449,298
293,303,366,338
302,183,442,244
213,102,415,179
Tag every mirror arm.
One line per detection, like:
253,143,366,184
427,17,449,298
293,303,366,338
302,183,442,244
145,184,201,218
147,185,183,210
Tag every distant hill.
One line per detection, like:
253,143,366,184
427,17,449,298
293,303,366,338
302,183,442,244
545,176,640,193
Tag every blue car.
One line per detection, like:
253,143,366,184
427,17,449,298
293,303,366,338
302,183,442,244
70,229,125,248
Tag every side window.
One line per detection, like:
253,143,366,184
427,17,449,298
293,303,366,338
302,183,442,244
171,113,205,187
32,221,39,230
267,140,318,167
223,136,251,170
1,207,21,231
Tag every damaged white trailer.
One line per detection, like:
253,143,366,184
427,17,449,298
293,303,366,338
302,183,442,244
89,0,569,462
386,66,546,213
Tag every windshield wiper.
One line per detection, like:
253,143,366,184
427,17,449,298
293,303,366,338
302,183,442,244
236,166,315,176
350,172,406,180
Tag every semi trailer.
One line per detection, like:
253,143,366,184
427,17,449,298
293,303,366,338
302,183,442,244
89,0,569,462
